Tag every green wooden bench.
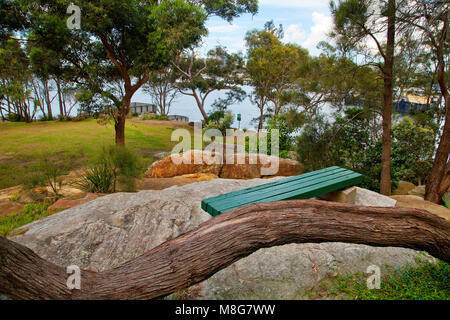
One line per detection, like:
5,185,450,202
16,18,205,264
201,166,363,216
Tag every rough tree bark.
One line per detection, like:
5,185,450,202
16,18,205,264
425,10,450,203
1,200,449,300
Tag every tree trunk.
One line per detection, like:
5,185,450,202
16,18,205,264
43,80,53,121
115,97,132,146
1,200,449,300
193,91,208,122
56,79,64,119
115,114,126,146
425,14,450,204
258,98,264,131
380,0,396,196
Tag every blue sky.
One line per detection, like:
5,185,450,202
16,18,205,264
202,0,333,56
135,1,335,130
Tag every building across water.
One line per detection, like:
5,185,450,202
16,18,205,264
394,94,438,115
168,115,189,123
130,102,157,115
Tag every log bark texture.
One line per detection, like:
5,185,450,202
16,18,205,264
1,200,449,300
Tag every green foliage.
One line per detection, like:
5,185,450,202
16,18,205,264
326,260,450,300
265,115,293,158
296,113,336,171
39,157,68,195
76,163,115,194
175,46,246,120
443,198,449,209
23,156,69,195
204,111,235,134
296,108,438,192
392,117,435,185
0,203,52,236
140,113,169,121
246,26,310,116
7,113,21,122
76,145,143,193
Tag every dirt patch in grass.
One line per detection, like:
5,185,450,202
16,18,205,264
0,201,25,219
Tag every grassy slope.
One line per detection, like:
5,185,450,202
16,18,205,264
309,259,449,300
0,119,188,189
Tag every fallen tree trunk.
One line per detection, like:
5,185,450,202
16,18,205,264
1,200,449,300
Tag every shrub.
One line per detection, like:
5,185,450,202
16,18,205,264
75,163,115,193
265,115,293,158
76,146,143,193
7,113,21,122
23,157,68,195
140,113,169,121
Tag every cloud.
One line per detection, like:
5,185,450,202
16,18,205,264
283,24,306,43
259,0,329,9
301,12,333,50
208,24,241,33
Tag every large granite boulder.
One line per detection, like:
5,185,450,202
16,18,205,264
320,187,397,207
393,181,416,196
145,151,304,179
145,150,222,178
11,179,433,299
391,195,450,221
408,185,426,197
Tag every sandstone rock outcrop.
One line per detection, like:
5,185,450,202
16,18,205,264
390,195,450,221
393,181,416,196
320,186,397,207
408,185,426,197
145,151,304,179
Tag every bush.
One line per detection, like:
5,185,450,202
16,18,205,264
76,146,143,193
7,113,21,122
75,163,115,193
265,115,293,158
140,113,168,121
23,156,68,195
205,111,234,133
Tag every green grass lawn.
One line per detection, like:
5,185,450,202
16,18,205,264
0,203,52,236
0,119,190,189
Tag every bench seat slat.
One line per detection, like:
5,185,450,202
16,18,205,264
201,167,363,216
215,172,362,215
202,166,344,211
208,170,356,213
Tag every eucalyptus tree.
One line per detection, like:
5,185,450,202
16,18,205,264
172,46,246,122
18,0,208,145
330,0,403,196
245,23,309,128
0,38,37,122
395,0,449,203
143,67,179,116
17,0,258,145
